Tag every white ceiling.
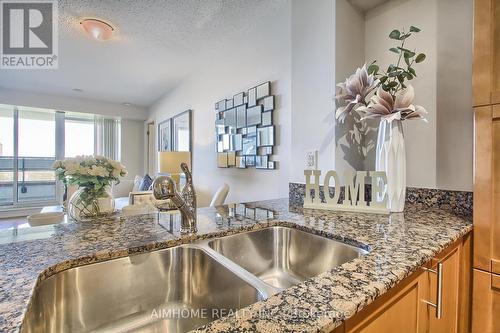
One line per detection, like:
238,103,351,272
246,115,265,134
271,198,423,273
348,0,391,12
0,0,287,108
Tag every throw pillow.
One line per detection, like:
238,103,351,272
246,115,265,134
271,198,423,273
132,175,142,192
139,174,153,191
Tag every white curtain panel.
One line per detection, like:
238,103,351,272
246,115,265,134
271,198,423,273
94,116,121,160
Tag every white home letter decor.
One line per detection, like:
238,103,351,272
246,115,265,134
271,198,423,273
303,169,389,214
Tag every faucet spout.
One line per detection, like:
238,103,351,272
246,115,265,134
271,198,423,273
152,175,197,234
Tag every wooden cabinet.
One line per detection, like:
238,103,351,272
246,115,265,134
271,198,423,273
472,268,500,333
425,242,461,333
332,234,471,333
473,0,500,106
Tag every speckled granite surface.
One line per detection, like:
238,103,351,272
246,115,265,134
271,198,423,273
289,182,473,218
0,199,472,332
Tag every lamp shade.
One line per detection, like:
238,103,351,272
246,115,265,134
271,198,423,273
158,151,191,174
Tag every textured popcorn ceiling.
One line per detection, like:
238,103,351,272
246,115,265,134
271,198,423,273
0,0,287,107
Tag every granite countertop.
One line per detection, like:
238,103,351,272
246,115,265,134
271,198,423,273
0,199,472,332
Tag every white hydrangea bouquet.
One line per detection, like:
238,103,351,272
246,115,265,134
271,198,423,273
53,155,127,221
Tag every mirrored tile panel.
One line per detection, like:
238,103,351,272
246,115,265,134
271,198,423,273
215,82,277,169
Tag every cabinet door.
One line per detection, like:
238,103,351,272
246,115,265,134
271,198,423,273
473,0,500,105
425,246,460,333
344,271,425,333
472,269,500,333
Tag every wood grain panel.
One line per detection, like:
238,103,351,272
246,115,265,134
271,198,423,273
428,247,460,333
344,271,423,333
473,0,493,106
493,104,500,119
474,106,493,270
458,233,472,333
472,269,500,333
493,119,500,265
492,259,500,275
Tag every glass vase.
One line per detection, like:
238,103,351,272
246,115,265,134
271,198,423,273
68,186,115,222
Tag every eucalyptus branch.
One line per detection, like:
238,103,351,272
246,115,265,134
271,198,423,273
367,25,426,97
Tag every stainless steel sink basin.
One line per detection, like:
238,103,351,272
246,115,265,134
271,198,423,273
21,246,264,333
22,225,367,332
208,226,367,289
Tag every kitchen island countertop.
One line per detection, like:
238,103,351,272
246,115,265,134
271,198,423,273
0,199,472,332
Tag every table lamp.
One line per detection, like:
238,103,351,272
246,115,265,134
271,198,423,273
157,151,191,189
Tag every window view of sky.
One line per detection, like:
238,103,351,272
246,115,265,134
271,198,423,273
18,112,56,157
65,120,94,157
0,111,13,156
0,109,95,158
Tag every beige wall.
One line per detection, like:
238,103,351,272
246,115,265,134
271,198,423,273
435,0,473,191
290,0,336,182
148,2,292,207
121,119,145,179
0,88,148,120
334,0,473,191
365,0,439,188
334,0,366,174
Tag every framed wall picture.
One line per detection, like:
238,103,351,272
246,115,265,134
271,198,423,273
158,118,172,152
172,109,192,152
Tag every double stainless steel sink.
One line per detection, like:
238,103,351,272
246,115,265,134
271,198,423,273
21,226,367,333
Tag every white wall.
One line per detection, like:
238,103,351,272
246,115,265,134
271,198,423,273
0,88,148,120
365,0,438,188
290,0,336,183
364,0,473,191
334,0,366,174
435,0,473,191
121,119,145,178
148,3,292,207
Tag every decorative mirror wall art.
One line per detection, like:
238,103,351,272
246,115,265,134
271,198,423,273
215,81,276,169
158,109,192,152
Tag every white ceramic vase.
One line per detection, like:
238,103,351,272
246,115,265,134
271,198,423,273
375,119,406,212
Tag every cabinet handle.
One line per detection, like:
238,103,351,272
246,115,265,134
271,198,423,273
422,262,443,319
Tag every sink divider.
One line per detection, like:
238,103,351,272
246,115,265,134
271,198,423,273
190,241,281,298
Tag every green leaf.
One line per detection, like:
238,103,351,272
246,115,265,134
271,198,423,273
387,64,397,72
389,47,400,54
415,53,426,63
408,67,417,77
404,56,411,66
388,70,403,77
387,81,398,88
406,73,414,80
404,50,415,58
410,26,421,32
389,29,401,40
399,33,411,40
367,64,379,75
380,76,388,83
397,47,412,53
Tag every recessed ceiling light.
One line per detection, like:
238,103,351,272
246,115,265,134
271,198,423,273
123,102,132,107
80,18,115,41
73,88,83,92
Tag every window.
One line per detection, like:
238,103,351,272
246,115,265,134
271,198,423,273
0,104,121,209
17,107,57,203
65,113,95,157
0,105,14,205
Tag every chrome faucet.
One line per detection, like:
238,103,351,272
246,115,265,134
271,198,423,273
152,163,197,234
